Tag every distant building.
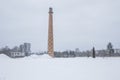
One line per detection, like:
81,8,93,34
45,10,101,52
24,43,31,53
75,48,80,53
96,50,108,57
19,43,31,56
19,44,25,53
24,43,31,56
12,46,20,52
9,52,25,58
114,49,120,54
7,43,31,58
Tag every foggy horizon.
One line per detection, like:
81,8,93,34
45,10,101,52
0,0,120,52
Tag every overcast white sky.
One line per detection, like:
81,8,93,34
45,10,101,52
0,0,120,52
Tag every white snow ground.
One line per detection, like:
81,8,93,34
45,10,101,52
0,54,120,80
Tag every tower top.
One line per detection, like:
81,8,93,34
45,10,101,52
49,7,53,13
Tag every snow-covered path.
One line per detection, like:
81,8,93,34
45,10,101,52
0,54,120,80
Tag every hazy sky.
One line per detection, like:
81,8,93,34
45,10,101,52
0,0,120,52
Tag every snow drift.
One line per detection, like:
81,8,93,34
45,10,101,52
0,54,120,80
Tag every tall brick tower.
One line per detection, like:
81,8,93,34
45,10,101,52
48,7,54,57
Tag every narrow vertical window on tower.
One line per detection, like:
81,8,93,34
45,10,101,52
48,7,54,57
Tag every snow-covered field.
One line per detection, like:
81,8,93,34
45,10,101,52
0,54,120,80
